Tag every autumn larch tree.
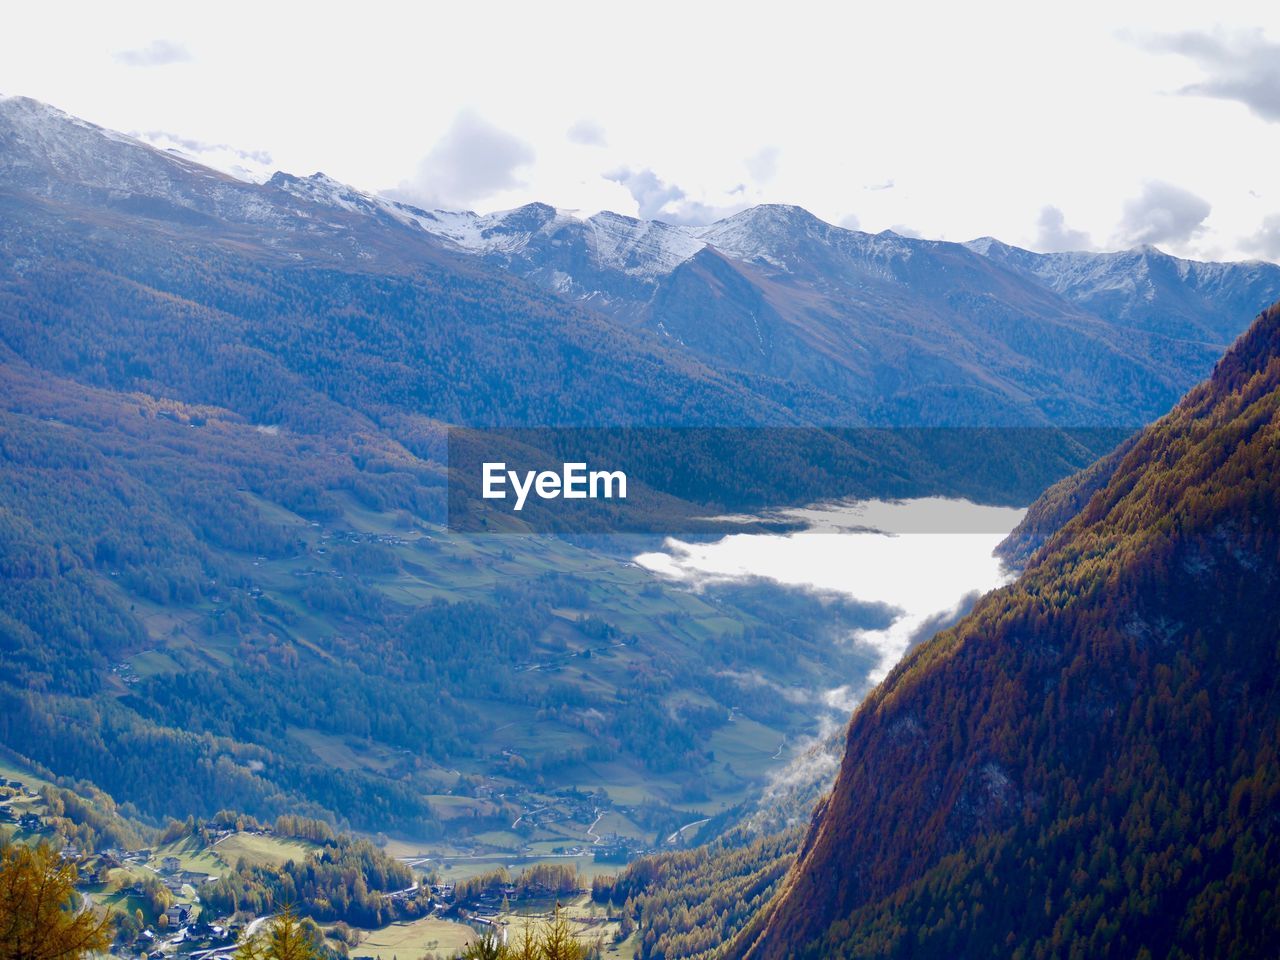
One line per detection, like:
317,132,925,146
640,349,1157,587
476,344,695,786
0,841,113,960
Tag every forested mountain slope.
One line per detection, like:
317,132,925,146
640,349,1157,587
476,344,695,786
0,353,901,834
736,301,1280,959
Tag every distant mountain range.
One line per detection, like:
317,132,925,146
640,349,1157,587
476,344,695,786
733,301,1280,958
5,94,1280,431
286,176,1280,427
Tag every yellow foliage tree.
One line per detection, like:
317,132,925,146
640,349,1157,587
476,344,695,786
234,903,320,960
509,919,539,960
540,904,583,960
0,842,113,960
459,926,509,959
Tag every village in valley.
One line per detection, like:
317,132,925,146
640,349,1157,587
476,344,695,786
0,764,675,959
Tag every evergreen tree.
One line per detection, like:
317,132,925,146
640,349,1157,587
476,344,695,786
509,920,539,960
540,904,583,960
235,903,320,960
459,927,509,960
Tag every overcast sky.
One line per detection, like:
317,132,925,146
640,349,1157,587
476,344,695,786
5,1,1280,261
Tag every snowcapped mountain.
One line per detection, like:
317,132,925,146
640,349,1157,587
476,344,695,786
693,203,919,279
5,93,1280,428
385,189,1280,374
393,203,708,314
129,130,276,184
9,93,1272,348
0,95,286,226
965,236,1280,341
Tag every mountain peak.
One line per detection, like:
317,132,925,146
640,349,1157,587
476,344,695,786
712,203,828,231
0,93,127,147
0,93,73,122
267,170,388,217
964,235,1016,257
695,204,835,268
485,201,563,233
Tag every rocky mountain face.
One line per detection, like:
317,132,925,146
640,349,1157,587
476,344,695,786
733,301,1280,959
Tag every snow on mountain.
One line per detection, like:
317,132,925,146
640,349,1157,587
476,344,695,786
692,204,832,268
132,130,276,184
965,237,1280,341
1,94,223,186
385,202,706,279
269,170,394,217
6,93,1278,348
0,94,141,158
0,94,289,228
584,211,706,277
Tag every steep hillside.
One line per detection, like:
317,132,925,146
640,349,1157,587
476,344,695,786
736,301,1280,959
993,433,1141,568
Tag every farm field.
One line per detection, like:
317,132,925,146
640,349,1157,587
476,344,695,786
348,915,475,959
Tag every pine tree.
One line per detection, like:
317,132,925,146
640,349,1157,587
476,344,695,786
509,920,539,960
0,842,113,960
234,903,320,960
460,927,509,959
540,904,583,960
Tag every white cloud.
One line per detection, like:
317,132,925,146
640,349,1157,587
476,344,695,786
603,167,748,225
1139,28,1280,123
745,146,780,183
567,118,607,146
133,130,274,182
1116,180,1211,247
604,167,685,219
7,3,1280,260
137,130,271,165
113,39,191,67
1243,214,1280,260
389,111,534,210
1034,205,1093,252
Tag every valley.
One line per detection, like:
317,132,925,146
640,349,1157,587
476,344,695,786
2,89,1280,960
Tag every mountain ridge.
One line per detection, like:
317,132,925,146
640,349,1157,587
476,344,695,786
6,93,1280,429
8,93,1273,328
